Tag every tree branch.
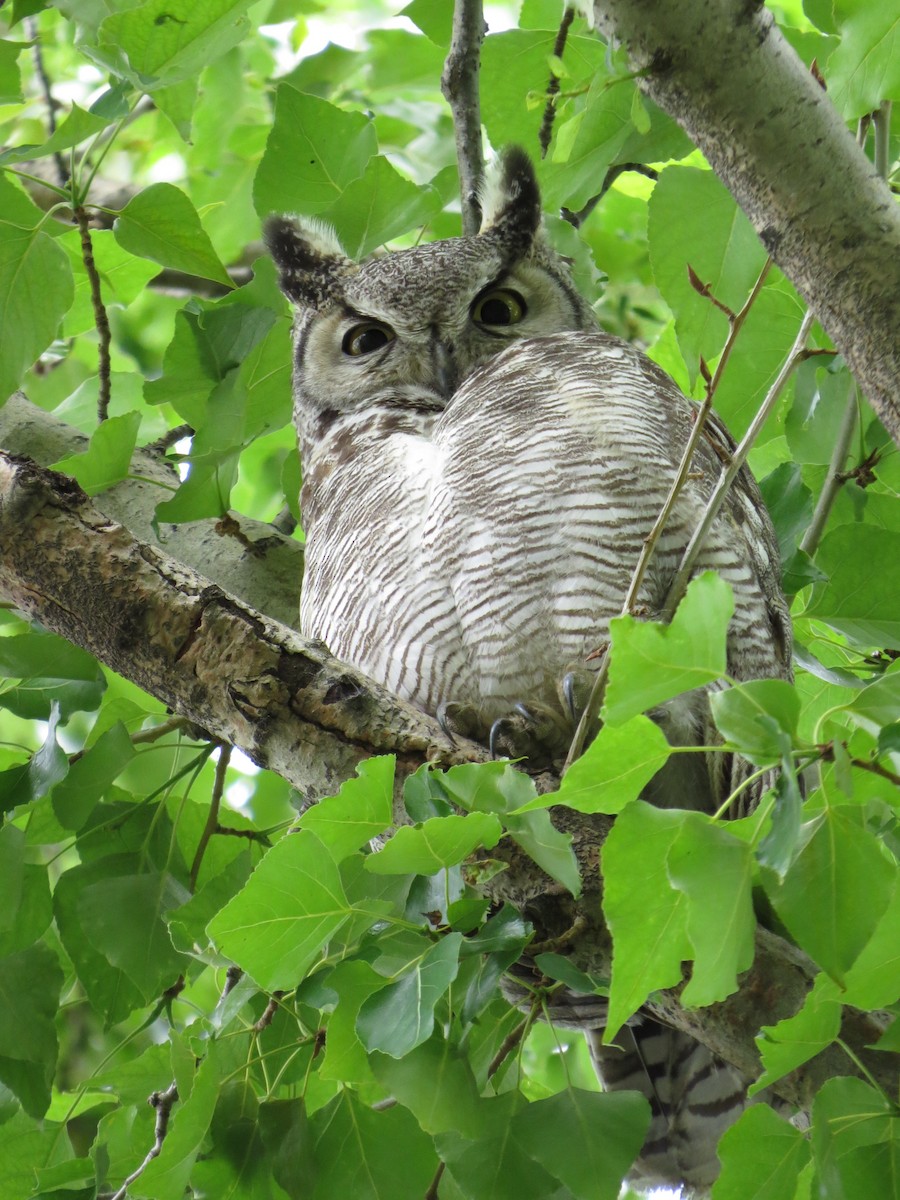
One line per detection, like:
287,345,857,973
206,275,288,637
592,0,900,446
442,0,486,235
0,392,304,628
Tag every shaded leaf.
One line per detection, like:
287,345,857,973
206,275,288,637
713,1104,811,1199
52,410,142,495
208,830,351,991
356,933,462,1057
299,755,394,861
365,812,503,875
604,572,733,725
114,182,232,285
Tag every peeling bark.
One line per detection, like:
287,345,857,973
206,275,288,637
592,0,900,443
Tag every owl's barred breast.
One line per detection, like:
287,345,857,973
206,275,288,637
299,331,788,721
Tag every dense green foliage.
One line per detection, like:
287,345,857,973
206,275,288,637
0,2,899,1198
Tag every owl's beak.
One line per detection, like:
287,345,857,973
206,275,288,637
431,338,459,399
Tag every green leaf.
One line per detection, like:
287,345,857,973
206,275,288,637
0,102,110,164
94,0,254,91
365,812,503,875
76,870,190,1000
0,942,63,1117
0,826,52,955
604,572,733,725
710,679,801,765
0,39,26,105
114,182,232,286
667,815,755,1007
533,952,609,997
253,85,377,218
751,973,842,1096
207,830,351,991
53,854,147,1025
437,1105,563,1200
840,880,900,1010
308,1090,436,1200
843,664,900,727
0,1111,68,1200
327,156,442,257
52,410,141,495
136,1045,221,1200
602,801,691,1035
0,190,74,405
50,720,135,830
515,1088,650,1200
370,1035,485,1136
648,166,767,386
298,755,394,861
713,1103,811,1199
811,1077,900,1200
504,809,582,897
318,960,385,1085
356,933,462,1056
521,714,671,814
0,701,68,812
826,1,900,118
807,525,900,649
765,805,897,982
0,628,105,721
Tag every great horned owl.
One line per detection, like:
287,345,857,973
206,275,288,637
265,148,791,1194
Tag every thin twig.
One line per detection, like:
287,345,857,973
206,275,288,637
661,308,817,623
74,205,112,422
487,1016,529,1078
561,163,659,228
130,715,190,745
109,1082,179,1200
442,0,486,235
425,1161,446,1199
564,260,773,769
799,376,858,557
27,17,69,189
145,424,194,454
189,743,231,891
538,7,575,159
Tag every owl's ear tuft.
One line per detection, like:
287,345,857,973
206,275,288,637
263,215,355,309
478,146,542,256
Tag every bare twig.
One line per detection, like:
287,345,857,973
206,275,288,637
487,1016,529,1078
145,424,194,454
189,743,231,891
129,715,190,745
109,1082,179,1200
74,205,112,422
564,260,773,769
26,17,69,189
661,307,817,622
799,376,858,558
442,0,486,235
561,163,659,228
538,7,575,158
253,991,285,1032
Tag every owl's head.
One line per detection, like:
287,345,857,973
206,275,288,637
264,148,597,435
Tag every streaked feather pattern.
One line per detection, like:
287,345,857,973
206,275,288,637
266,148,793,1196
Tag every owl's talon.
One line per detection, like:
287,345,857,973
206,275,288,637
562,673,580,721
437,700,482,742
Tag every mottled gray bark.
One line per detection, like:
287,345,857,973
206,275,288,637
0,391,304,627
593,0,900,443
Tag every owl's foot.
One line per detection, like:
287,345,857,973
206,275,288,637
436,700,483,743
489,701,571,769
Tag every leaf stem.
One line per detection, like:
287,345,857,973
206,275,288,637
799,375,858,557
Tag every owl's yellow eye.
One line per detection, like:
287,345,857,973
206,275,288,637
342,322,395,356
471,288,527,327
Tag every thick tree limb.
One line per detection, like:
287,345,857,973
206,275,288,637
592,0,900,445
0,392,304,628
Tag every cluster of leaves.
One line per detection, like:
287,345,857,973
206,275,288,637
0,1,899,1198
